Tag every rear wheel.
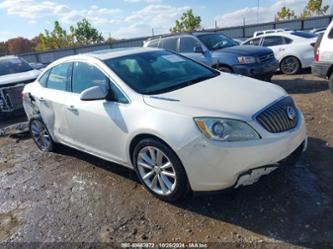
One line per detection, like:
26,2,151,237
132,138,189,202
29,118,54,152
280,56,300,75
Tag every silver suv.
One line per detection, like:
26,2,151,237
144,32,279,81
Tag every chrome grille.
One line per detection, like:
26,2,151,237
256,97,298,133
259,52,275,63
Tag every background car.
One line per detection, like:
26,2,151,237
0,55,41,116
312,20,333,94
242,31,317,75
22,48,306,202
144,32,279,81
253,29,287,37
310,27,327,35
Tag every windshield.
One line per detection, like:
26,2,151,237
196,34,238,50
291,31,317,38
0,57,33,76
104,50,219,95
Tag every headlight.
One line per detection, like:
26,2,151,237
238,56,257,64
194,118,260,142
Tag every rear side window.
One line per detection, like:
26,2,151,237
47,63,70,91
262,36,284,47
329,28,333,39
72,62,109,94
179,37,201,53
159,38,178,51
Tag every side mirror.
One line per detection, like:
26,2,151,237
194,46,204,53
80,86,108,101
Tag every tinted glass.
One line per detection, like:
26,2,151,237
0,57,33,76
72,62,108,94
244,38,261,46
197,34,238,50
159,38,178,51
291,31,317,38
47,63,70,91
179,37,201,53
104,50,219,95
284,37,293,44
110,84,129,104
262,36,284,47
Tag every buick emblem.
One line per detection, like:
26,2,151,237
286,106,296,120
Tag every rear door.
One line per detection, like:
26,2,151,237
179,36,210,65
37,62,73,143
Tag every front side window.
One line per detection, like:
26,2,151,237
0,57,33,76
159,38,178,51
104,50,219,95
244,38,261,46
47,63,70,91
179,37,201,53
262,36,284,47
72,62,109,94
197,34,238,50
39,70,50,87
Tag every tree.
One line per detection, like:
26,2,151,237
301,0,329,17
0,41,8,55
6,37,36,54
35,19,104,51
276,6,297,21
170,9,201,33
71,19,104,46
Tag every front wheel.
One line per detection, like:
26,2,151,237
280,56,300,75
132,138,189,202
29,118,54,152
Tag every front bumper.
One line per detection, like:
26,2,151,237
177,114,307,192
232,59,279,80
311,62,331,79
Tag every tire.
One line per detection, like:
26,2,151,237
217,66,233,73
329,74,333,95
29,117,54,152
280,56,300,75
132,138,189,202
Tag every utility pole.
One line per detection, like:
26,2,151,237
152,28,155,36
257,0,260,24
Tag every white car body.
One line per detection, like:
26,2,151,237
22,48,307,196
242,32,316,70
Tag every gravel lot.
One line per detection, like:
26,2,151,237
0,73,332,248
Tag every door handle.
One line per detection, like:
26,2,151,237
67,105,78,112
38,97,47,103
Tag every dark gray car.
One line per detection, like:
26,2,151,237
144,32,279,81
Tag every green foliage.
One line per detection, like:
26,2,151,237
170,9,201,33
276,7,297,21
301,0,329,17
36,19,105,51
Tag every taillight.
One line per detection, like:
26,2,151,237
315,48,320,62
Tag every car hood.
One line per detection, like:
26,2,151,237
143,73,287,120
0,69,40,87
215,45,273,56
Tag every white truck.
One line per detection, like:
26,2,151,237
312,20,333,94
0,56,41,116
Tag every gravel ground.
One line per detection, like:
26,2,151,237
0,73,332,248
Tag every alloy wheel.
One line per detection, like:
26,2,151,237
281,57,299,75
137,146,177,196
30,119,51,151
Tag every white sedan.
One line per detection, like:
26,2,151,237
242,31,317,74
22,48,307,202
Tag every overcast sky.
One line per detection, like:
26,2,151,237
0,0,332,41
